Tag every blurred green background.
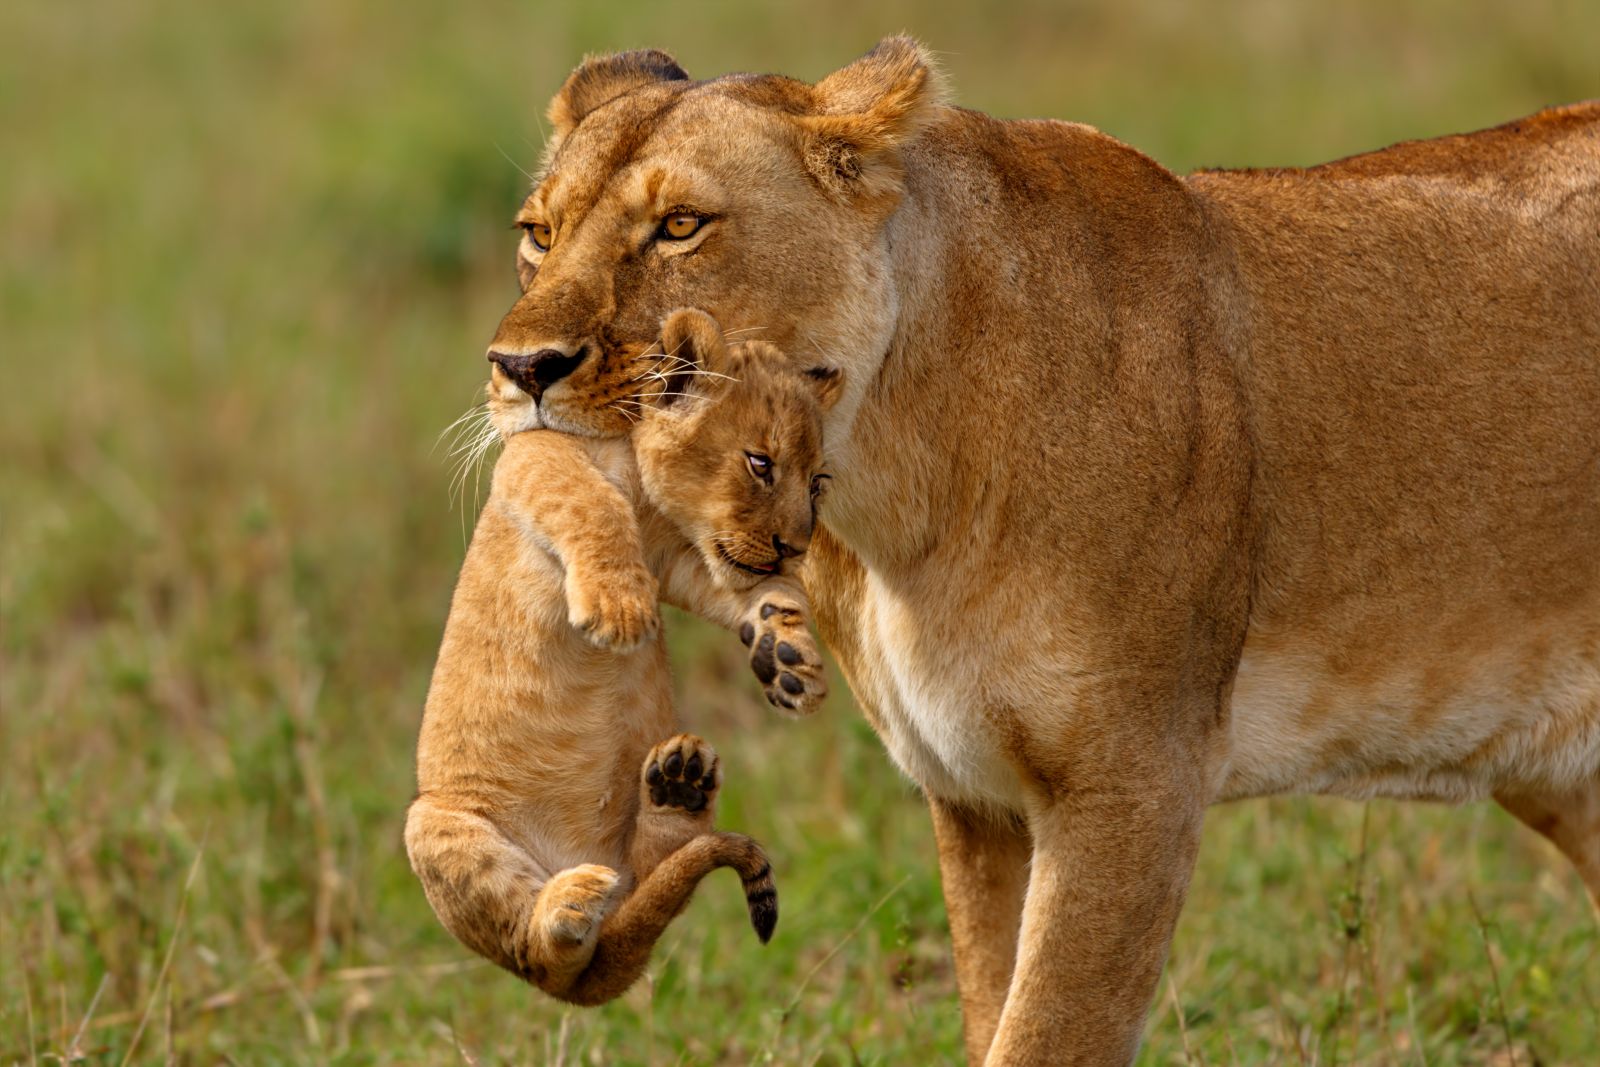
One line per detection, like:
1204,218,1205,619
3,1,1597,1063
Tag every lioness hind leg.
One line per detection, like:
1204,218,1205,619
630,734,720,878
1496,775,1600,912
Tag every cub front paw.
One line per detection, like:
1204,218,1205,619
538,864,622,949
566,564,660,651
642,734,721,814
739,599,827,715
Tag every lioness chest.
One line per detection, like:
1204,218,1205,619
844,569,1034,812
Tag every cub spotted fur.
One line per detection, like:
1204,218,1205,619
405,310,839,1004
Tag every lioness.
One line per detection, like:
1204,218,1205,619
476,39,1598,1064
406,309,838,1004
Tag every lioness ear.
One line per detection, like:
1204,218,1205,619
654,307,729,409
800,37,945,197
548,49,690,138
802,366,844,411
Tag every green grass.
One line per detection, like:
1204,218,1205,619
3,0,1597,1063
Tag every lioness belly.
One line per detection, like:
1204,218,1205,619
1220,605,1600,803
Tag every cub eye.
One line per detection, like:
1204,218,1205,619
521,222,552,252
746,452,773,481
659,213,704,241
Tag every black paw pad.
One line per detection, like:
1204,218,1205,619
776,642,802,666
779,672,804,695
739,622,755,647
759,602,781,620
751,632,778,684
645,741,717,813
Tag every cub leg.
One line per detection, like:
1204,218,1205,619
403,796,622,988
631,733,721,877
560,830,777,1006
740,587,828,715
1496,774,1600,911
656,545,828,714
927,797,1032,1066
494,431,660,650
546,735,778,1006
527,864,626,992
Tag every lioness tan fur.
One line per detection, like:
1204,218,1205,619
406,310,838,1004
476,40,1599,1063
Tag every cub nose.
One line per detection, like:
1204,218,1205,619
487,346,586,399
773,533,808,561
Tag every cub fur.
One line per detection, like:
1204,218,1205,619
405,310,839,1004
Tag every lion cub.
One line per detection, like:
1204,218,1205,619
405,310,839,1005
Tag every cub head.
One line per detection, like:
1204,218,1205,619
633,309,841,590
483,37,943,439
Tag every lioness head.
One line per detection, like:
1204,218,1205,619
484,37,943,439
633,308,840,590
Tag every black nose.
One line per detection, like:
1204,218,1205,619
488,346,586,399
773,534,806,560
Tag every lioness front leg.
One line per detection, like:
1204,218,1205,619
985,680,1216,1067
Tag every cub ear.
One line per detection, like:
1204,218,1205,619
801,365,844,412
548,49,690,138
799,37,946,198
653,307,730,409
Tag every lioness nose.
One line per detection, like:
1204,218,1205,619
487,346,585,399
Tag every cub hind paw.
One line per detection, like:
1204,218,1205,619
538,864,622,949
642,734,721,814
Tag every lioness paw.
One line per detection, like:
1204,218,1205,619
538,864,622,949
642,734,721,814
566,564,660,651
740,599,827,715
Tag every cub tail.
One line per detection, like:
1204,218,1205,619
556,831,777,1006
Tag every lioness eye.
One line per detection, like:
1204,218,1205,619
810,474,831,498
746,452,772,480
660,213,703,241
523,222,552,252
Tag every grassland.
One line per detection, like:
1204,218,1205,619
3,1,1597,1063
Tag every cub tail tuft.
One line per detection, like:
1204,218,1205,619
741,857,779,943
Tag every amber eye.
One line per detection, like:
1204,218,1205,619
746,452,773,481
660,213,704,241
522,222,552,252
